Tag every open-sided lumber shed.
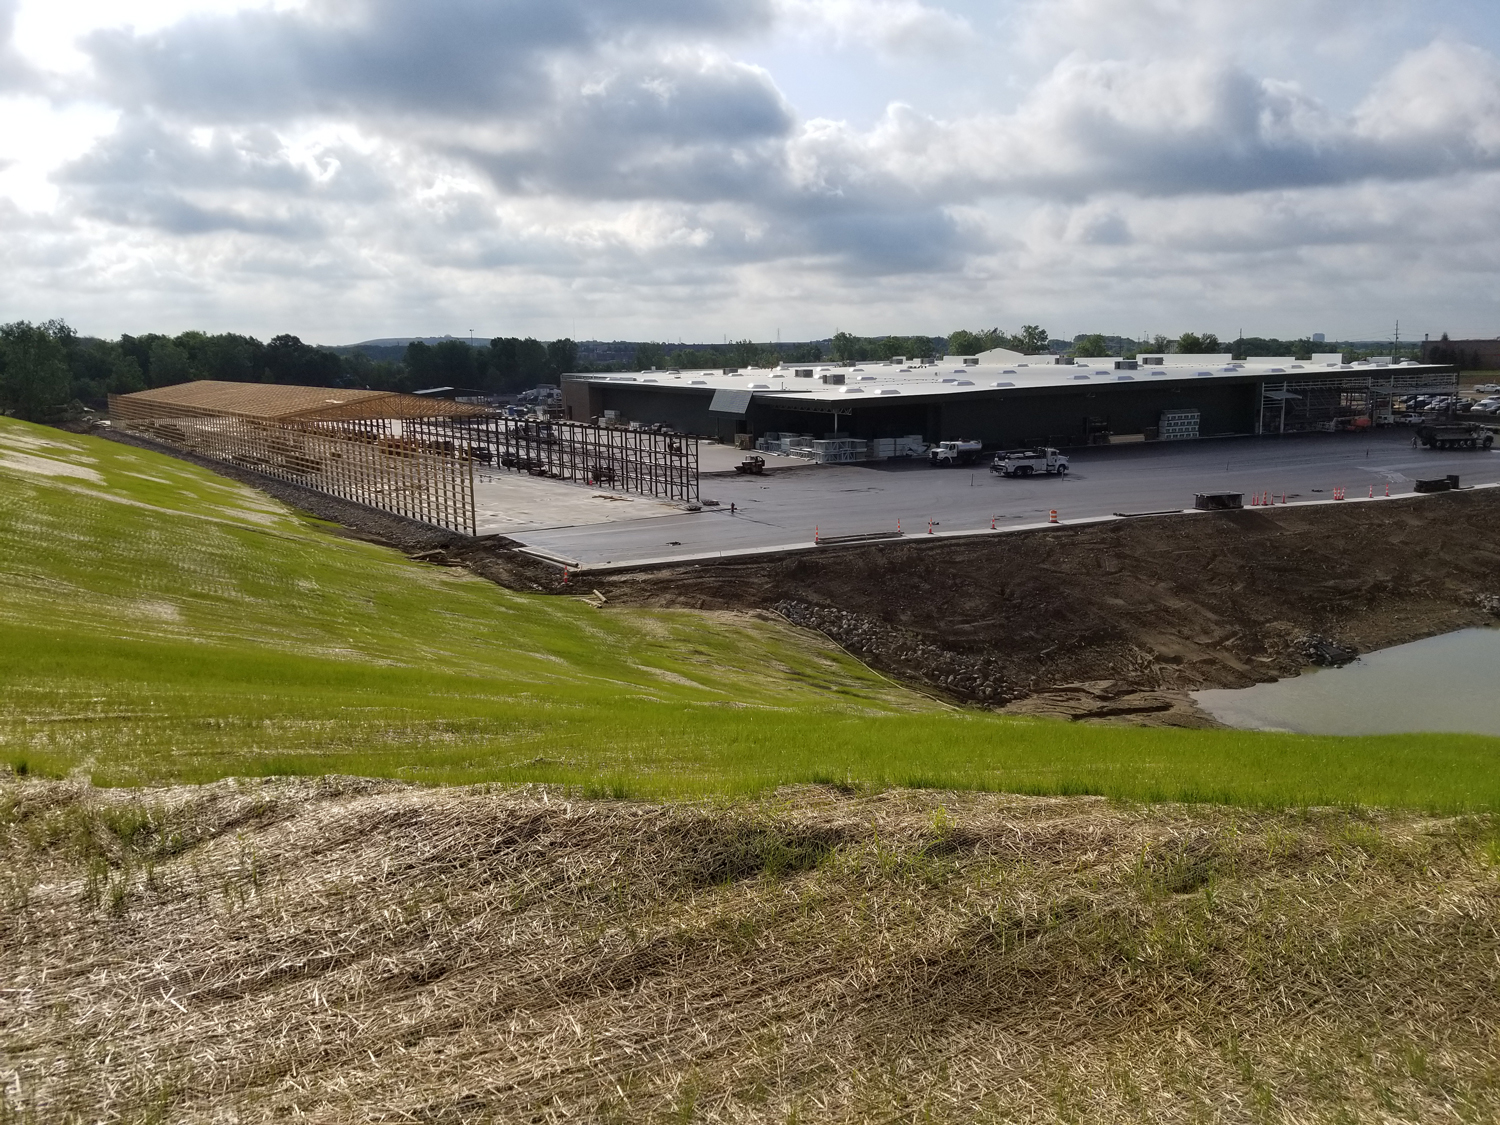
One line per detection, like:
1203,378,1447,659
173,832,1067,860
110,381,488,534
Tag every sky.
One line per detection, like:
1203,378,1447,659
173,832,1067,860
1,0,1498,345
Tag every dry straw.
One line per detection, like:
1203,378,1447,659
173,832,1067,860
2,775,1498,1122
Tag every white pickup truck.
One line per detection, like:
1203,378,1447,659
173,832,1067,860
991,447,1070,477
928,440,984,466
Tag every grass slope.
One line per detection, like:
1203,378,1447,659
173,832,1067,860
1,417,1497,809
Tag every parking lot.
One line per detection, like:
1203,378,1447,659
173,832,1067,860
506,429,1500,568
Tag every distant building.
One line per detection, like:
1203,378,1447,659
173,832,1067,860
561,354,1457,447
1312,333,1325,343
1421,337,1500,370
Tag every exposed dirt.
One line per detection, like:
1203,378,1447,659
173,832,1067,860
98,427,1500,724
515,490,1500,724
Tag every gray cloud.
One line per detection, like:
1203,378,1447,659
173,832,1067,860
55,116,381,237
455,54,794,203
799,43,1500,211
84,0,771,123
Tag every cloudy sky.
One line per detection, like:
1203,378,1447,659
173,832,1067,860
1,0,1498,345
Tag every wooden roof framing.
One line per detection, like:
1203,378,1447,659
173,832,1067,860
109,381,488,422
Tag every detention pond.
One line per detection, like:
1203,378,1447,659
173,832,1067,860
1194,628,1500,737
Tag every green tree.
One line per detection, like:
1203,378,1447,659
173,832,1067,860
263,335,341,385
196,333,262,382
546,338,579,377
1071,333,1109,357
1176,332,1222,355
0,320,74,420
948,328,1007,356
148,339,193,386
634,342,667,369
831,331,861,362
1016,325,1049,353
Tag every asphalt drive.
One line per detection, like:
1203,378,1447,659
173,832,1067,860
508,430,1500,567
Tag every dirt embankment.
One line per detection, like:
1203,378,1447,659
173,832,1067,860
463,490,1500,724
4,776,1499,1123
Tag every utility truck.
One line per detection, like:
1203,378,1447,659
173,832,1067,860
991,447,1070,477
928,440,984,466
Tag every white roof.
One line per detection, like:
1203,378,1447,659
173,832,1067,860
566,356,1451,405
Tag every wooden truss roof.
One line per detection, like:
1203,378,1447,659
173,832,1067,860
109,381,488,422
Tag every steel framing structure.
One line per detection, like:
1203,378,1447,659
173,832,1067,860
465,416,700,503
1258,371,1460,434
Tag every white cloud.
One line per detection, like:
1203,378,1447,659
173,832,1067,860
775,0,974,55
0,0,1498,341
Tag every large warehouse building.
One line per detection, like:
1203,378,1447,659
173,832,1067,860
562,351,1460,449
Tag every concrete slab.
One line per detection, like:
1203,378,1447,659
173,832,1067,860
472,469,680,535
503,430,1500,567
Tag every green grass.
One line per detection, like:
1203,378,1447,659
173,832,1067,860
2,416,1498,809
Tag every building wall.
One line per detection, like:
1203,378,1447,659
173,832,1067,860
567,378,1264,447
1420,339,1500,370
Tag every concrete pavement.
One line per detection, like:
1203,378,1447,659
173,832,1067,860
505,430,1500,568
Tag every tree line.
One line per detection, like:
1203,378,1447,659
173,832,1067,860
2,316,1418,425
0,320,584,422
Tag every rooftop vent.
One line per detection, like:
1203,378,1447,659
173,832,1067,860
954,379,974,386
1117,375,1134,381
1196,371,1215,377
1073,374,1091,380
992,381,1015,388
795,369,814,378
878,388,901,395
841,387,865,394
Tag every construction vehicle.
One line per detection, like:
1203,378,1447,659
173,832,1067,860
1415,423,1495,450
734,455,766,475
991,447,1070,477
928,440,984,466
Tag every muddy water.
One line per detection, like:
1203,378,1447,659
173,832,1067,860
1194,628,1500,736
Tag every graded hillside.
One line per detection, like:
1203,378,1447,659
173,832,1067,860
3,777,1498,1122
2,416,1500,809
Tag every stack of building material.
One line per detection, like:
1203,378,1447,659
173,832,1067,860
1159,410,1200,440
869,435,927,460
810,437,869,463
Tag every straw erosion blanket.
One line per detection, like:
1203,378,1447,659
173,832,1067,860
3,775,1499,1123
